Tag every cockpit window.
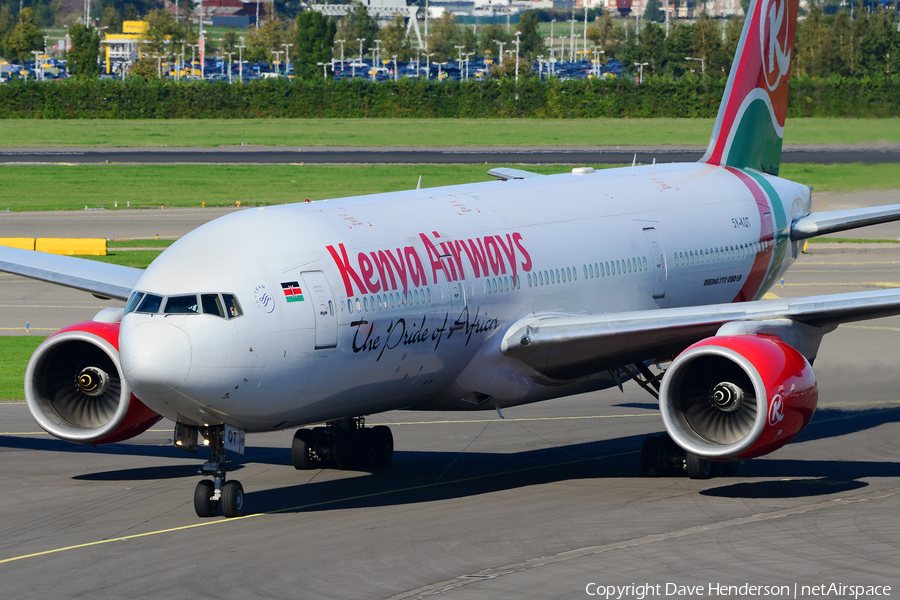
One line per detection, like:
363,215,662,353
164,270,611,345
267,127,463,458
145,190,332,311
164,294,200,314
125,292,145,315
127,291,242,319
222,294,243,318
136,293,163,314
201,294,226,318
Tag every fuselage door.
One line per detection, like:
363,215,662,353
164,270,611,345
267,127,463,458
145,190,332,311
643,227,667,299
301,271,338,349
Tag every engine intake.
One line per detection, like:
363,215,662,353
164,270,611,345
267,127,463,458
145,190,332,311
25,321,161,445
659,335,817,460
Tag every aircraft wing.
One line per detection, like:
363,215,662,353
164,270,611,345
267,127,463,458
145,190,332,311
500,288,900,380
792,204,900,240
0,246,141,301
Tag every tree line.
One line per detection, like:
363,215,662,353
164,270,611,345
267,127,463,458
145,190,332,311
0,73,897,117
0,1,897,82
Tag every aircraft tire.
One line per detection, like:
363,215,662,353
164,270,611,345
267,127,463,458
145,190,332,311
221,481,244,518
291,429,315,470
356,428,376,468
334,434,358,470
717,461,740,477
686,452,713,480
194,480,218,518
373,426,393,467
640,436,662,477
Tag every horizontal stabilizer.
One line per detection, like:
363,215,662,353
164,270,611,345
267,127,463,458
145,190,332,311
791,203,900,240
0,246,141,300
487,168,544,181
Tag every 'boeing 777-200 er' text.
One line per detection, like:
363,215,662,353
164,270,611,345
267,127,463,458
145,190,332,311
3,0,900,518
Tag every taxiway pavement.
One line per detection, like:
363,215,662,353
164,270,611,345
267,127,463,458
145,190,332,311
2,144,899,165
1,199,899,599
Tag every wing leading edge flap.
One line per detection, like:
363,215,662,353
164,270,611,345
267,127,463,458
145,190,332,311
501,288,900,380
0,245,142,301
792,203,900,240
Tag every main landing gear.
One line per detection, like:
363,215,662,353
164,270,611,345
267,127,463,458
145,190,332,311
640,433,740,479
175,424,244,518
291,417,394,471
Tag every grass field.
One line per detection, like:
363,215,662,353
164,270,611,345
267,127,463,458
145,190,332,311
0,337,44,400
2,118,899,148
0,163,897,212
108,239,176,248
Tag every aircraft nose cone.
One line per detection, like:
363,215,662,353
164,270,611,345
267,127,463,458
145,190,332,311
121,321,192,395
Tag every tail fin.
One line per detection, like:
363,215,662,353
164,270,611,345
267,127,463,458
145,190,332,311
701,0,798,176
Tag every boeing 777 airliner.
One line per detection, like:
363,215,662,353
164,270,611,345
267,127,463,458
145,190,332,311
3,0,900,518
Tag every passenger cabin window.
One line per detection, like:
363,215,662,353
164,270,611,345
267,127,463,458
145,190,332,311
165,294,200,314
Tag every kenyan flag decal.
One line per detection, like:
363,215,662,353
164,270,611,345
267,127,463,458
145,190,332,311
281,281,304,303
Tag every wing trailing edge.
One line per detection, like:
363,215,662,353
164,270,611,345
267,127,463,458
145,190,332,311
500,288,900,380
0,246,141,301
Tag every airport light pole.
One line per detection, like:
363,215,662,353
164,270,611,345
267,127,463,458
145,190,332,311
282,43,293,74
634,61,648,84
189,44,198,78
317,62,329,79
425,52,434,79
357,38,365,66
685,56,705,75
583,5,588,55
225,51,234,82
367,48,377,80
335,39,345,64
237,40,246,82
152,53,163,78
514,32,520,84
374,39,381,67
568,16,576,64
455,45,464,65
31,50,43,80
271,50,283,77
494,40,505,66
464,51,474,81
392,54,398,81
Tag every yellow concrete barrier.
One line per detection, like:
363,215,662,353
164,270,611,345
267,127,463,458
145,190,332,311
0,238,36,251
35,238,107,256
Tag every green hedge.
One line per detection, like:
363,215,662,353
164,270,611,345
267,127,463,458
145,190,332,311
0,75,897,118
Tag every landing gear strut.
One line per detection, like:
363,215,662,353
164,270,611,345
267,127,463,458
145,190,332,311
175,424,244,518
292,417,393,471
640,433,740,479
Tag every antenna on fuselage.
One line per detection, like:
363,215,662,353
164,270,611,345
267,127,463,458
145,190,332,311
416,175,422,192
632,154,637,171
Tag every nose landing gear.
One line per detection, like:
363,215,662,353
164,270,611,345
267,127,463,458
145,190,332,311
175,423,244,518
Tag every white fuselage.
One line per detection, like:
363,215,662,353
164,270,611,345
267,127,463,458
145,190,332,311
118,162,810,431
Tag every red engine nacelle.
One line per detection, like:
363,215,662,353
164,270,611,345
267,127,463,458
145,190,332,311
24,321,162,445
659,335,817,460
